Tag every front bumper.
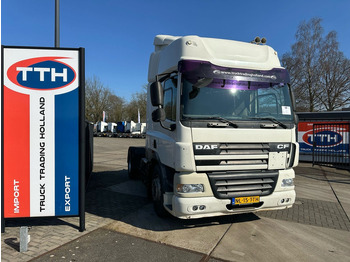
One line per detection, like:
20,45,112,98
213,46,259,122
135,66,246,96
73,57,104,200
169,190,296,219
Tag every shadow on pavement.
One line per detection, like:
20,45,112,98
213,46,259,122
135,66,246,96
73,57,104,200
86,170,129,191
4,238,20,252
297,173,350,184
86,170,260,232
86,170,150,221
295,164,350,185
3,216,80,230
166,212,260,230
86,166,350,233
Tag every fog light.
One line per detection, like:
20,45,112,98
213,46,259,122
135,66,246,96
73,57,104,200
279,198,291,205
177,184,204,193
281,178,294,187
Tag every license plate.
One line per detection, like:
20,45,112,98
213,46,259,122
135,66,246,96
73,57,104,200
232,196,260,205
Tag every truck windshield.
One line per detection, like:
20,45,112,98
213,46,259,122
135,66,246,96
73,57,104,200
179,60,294,123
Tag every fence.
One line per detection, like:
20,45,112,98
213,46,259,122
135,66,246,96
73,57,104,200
312,123,350,169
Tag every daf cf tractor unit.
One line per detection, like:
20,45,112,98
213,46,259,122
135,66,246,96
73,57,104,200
128,35,299,219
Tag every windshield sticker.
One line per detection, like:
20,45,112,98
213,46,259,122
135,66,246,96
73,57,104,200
213,70,277,80
282,106,291,115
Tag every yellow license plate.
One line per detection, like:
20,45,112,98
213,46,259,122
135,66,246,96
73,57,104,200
233,196,260,205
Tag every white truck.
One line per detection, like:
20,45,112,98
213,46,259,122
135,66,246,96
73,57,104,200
134,122,147,137
125,121,136,133
128,35,299,219
108,122,118,133
97,121,108,133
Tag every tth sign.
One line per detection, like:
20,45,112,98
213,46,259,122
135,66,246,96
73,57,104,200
2,47,85,220
298,122,349,154
302,130,342,147
9,57,76,90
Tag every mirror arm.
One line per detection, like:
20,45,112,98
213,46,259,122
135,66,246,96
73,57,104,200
159,121,176,131
157,106,175,131
156,70,177,83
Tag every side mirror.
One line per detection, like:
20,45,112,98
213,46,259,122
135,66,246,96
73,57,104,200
152,108,166,122
294,113,299,125
150,81,164,107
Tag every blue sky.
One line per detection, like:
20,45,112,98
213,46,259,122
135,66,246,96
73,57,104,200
2,0,350,101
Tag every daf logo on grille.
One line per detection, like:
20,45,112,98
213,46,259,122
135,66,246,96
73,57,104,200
195,144,218,150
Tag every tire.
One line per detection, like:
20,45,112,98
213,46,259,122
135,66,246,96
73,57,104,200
151,165,169,218
127,147,144,180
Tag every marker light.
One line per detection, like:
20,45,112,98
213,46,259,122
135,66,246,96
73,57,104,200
281,178,294,187
177,184,204,193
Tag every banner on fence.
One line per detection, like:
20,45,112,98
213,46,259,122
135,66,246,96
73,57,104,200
298,121,349,156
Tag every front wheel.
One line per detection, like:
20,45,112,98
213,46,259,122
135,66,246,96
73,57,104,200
127,147,144,180
151,165,169,218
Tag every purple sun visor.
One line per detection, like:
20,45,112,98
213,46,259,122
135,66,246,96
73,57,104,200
178,60,290,88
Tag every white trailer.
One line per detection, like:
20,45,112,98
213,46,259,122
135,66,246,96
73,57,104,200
128,35,299,219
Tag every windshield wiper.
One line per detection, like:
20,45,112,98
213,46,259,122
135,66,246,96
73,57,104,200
183,116,238,128
249,117,288,129
207,116,238,128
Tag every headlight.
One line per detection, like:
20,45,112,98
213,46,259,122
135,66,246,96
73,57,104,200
177,184,204,193
281,178,294,187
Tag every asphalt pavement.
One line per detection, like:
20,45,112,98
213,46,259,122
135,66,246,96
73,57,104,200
1,137,350,262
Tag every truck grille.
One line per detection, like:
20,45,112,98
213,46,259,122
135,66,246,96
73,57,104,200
208,171,278,199
194,143,270,171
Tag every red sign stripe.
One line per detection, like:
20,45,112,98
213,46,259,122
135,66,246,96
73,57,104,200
4,86,30,217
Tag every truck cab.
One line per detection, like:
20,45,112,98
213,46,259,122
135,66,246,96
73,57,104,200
128,35,299,219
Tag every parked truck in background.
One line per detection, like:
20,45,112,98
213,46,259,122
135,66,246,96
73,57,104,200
125,121,136,133
108,122,118,133
128,35,299,219
117,121,126,133
134,123,147,138
97,121,108,133
118,121,146,138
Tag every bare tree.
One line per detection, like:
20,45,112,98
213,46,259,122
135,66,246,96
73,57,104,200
85,76,113,122
282,18,324,112
282,18,350,112
107,94,126,123
124,85,147,122
85,75,150,123
85,77,147,123
318,31,350,110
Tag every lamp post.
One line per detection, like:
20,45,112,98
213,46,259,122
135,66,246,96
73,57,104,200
55,0,60,47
